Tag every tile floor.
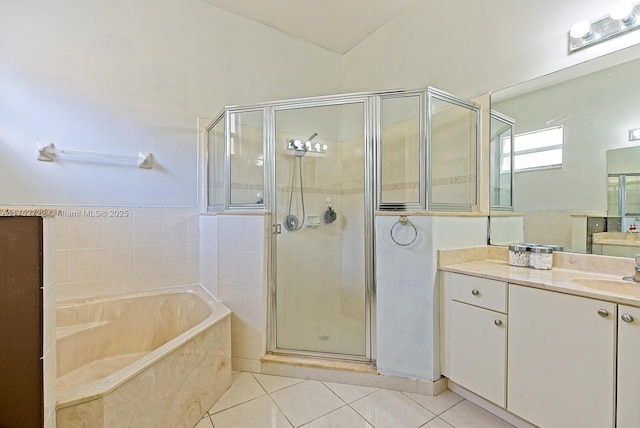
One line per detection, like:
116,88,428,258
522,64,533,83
195,372,515,428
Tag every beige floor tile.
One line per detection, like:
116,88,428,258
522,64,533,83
270,380,345,427
193,416,214,428
351,389,436,428
302,406,373,428
404,390,464,415
211,396,293,428
440,400,516,428
422,417,455,428
254,373,305,393
323,381,378,404
209,372,267,414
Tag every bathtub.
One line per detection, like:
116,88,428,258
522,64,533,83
55,285,232,427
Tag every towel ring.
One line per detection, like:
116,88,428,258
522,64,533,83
390,216,418,247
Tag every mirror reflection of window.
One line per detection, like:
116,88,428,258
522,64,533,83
504,126,564,172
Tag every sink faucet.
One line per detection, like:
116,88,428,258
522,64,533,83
623,254,640,282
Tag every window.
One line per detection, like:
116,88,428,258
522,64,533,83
501,126,563,172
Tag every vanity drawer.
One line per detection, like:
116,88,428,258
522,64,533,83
446,273,507,313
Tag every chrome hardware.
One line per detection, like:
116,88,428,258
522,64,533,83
597,309,609,317
623,254,640,282
273,224,282,235
471,289,480,296
494,319,503,326
621,314,634,323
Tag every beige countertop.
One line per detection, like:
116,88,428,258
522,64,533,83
439,247,640,307
593,232,640,247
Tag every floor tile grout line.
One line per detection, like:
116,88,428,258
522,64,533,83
418,416,456,428
264,393,297,428
321,379,380,405
400,390,463,416
208,392,268,416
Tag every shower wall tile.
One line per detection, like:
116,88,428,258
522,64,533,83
199,215,218,297
213,214,267,372
55,206,200,301
218,286,264,326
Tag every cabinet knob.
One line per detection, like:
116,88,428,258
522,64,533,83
494,319,503,326
621,314,634,323
597,309,609,317
471,289,480,296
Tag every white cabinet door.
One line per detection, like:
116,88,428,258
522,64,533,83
450,301,507,407
507,284,616,428
617,304,640,428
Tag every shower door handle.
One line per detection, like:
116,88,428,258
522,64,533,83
273,224,282,235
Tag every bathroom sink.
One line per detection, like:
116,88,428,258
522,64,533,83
569,278,640,297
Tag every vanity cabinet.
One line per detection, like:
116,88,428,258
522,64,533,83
441,272,507,407
507,284,616,428
617,304,640,428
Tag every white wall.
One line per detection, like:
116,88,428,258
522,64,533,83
343,0,640,99
375,215,487,381
0,0,343,207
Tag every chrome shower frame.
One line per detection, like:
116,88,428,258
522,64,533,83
205,86,481,364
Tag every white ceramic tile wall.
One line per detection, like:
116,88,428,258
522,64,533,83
212,214,267,372
55,207,200,301
199,215,219,297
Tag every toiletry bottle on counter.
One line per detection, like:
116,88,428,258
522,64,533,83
529,246,553,270
508,244,530,267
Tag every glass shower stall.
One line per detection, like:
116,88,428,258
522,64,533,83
206,88,480,363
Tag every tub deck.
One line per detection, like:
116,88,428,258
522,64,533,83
57,351,147,393
55,285,232,428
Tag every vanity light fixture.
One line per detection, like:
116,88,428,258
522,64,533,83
569,1,640,52
630,128,640,141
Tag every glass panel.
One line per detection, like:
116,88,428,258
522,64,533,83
490,114,513,208
274,102,367,357
607,176,620,216
625,175,640,215
207,117,225,209
430,98,478,207
229,110,264,206
380,96,421,205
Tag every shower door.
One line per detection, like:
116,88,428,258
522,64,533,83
271,101,371,360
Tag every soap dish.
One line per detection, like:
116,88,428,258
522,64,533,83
306,215,320,227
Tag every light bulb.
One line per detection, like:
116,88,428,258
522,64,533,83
610,0,634,21
322,144,328,151
570,20,592,38
315,143,321,151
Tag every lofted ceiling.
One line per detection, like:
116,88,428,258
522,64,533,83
199,0,417,54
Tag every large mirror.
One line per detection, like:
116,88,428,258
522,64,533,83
490,44,640,257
